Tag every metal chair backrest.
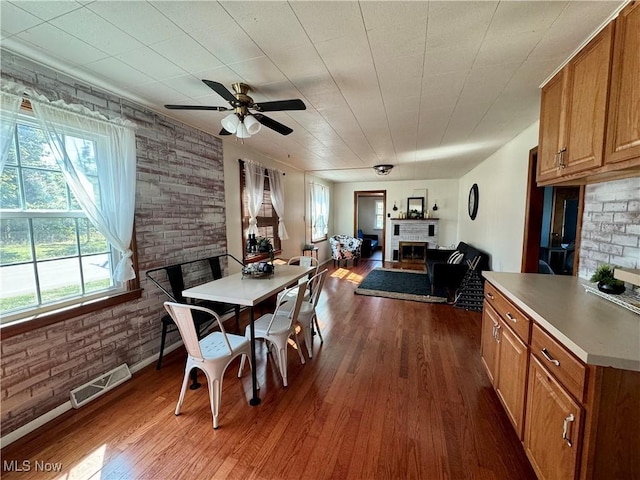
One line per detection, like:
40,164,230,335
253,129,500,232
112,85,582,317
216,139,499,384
309,269,328,307
164,302,231,360
267,282,308,333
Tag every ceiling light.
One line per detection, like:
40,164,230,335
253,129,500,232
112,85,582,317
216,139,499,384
235,122,251,139
221,113,240,134
244,115,262,135
221,112,262,139
373,164,394,175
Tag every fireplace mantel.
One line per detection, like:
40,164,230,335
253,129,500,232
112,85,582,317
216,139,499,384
389,219,438,262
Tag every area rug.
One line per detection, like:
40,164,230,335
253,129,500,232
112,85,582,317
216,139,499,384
354,268,447,303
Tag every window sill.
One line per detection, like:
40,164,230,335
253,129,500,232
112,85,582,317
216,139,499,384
0,289,143,340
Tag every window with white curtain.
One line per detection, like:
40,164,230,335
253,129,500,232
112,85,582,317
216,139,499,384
0,115,122,321
239,160,280,259
310,183,329,242
375,200,384,229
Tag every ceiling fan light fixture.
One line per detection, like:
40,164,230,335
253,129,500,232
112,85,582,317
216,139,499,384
373,164,394,175
221,113,240,134
236,122,251,139
244,115,262,135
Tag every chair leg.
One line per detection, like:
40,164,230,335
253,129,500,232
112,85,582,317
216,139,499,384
175,368,191,416
156,322,169,370
293,331,306,365
314,314,324,344
302,323,313,358
209,377,221,429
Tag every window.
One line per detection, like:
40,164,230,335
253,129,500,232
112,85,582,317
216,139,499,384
0,116,123,322
375,200,384,229
239,160,280,257
310,183,329,242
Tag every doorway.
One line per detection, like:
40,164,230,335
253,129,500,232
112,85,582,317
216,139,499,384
521,148,584,275
354,190,386,261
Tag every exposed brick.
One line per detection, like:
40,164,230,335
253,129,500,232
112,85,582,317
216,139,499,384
1,51,226,436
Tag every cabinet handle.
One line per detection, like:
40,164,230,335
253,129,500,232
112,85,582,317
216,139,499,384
506,312,516,322
541,348,560,366
485,292,494,300
562,413,575,447
559,148,567,169
495,324,501,343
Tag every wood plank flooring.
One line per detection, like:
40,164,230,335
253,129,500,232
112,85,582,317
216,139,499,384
1,259,537,479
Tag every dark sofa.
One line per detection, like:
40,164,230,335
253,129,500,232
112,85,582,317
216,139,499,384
358,229,379,257
426,242,490,298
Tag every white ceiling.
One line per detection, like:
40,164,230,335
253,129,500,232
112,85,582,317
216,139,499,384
0,1,624,182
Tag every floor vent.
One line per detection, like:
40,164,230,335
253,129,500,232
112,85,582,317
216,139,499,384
70,363,131,409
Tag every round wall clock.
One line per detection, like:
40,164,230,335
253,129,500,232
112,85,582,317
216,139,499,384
468,183,479,220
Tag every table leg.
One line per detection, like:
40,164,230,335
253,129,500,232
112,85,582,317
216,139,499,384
189,368,201,390
249,306,261,406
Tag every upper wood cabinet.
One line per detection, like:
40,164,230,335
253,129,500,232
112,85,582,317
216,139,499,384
538,2,640,186
605,1,640,165
537,23,614,184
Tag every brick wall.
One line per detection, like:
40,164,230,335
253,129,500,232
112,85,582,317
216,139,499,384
579,177,640,281
1,52,227,436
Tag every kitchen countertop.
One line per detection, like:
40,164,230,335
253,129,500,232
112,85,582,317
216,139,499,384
483,272,640,372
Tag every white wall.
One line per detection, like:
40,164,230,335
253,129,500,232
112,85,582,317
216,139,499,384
223,142,334,271
223,141,305,273
334,179,460,261
457,121,539,272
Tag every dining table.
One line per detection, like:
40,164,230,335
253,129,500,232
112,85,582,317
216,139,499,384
182,263,314,405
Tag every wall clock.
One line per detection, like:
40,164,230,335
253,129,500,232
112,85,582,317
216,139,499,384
468,183,479,220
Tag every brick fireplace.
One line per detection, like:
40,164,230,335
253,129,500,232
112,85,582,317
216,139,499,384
390,219,438,263
399,242,427,263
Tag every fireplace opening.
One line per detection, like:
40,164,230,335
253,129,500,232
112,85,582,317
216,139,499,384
399,242,427,263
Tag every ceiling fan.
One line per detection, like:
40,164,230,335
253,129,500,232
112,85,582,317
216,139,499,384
164,80,306,138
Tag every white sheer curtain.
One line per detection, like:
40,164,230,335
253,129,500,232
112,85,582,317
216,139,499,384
30,96,138,282
244,160,265,236
267,167,288,240
311,182,329,240
0,81,26,172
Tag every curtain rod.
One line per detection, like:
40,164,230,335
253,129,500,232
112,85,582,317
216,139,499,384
238,158,285,175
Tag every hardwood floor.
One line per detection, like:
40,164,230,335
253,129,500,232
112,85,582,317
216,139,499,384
1,260,536,480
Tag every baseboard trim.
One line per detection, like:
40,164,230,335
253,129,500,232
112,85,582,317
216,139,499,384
0,340,184,448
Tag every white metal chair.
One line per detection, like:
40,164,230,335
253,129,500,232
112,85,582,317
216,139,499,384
277,255,319,303
240,282,307,387
164,302,252,429
295,269,328,359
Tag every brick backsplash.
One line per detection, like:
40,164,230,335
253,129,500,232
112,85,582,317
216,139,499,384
1,52,226,436
579,177,640,281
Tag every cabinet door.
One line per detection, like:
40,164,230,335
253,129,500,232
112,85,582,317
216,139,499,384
525,356,583,480
495,319,529,439
538,70,566,183
606,1,640,165
480,302,500,385
562,23,613,175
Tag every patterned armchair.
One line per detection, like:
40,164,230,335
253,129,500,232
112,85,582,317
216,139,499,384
329,235,363,267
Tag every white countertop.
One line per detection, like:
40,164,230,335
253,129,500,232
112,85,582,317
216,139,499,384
483,272,640,372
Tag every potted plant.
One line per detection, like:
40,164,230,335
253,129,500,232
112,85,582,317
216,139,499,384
590,264,625,295
257,236,273,253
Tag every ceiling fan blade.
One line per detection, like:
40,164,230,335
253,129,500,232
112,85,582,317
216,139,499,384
164,105,230,111
219,128,232,136
253,99,306,112
253,113,293,135
202,80,238,105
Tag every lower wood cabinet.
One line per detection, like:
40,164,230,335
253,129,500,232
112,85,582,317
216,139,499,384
482,279,640,480
495,318,528,439
480,301,500,384
524,355,583,480
481,301,528,439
